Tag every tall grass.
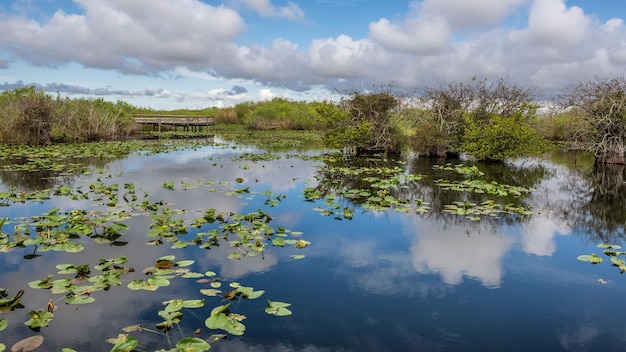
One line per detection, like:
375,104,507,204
233,98,325,130
0,87,138,145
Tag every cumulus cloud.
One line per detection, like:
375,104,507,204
0,0,245,73
369,2,451,54
508,0,591,57
308,35,391,78
2,0,626,108
409,221,515,288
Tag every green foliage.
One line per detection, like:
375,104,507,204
416,76,540,158
317,101,370,149
233,98,324,130
319,89,404,154
462,112,550,161
405,107,457,157
533,111,586,147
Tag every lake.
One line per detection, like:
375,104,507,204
1,136,625,352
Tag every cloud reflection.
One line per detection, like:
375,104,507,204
409,219,515,288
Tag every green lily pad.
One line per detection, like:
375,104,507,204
108,334,139,352
65,295,95,305
577,254,603,264
25,310,54,329
265,300,292,316
175,337,211,352
598,243,622,249
205,304,246,336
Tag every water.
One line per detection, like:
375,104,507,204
1,140,625,352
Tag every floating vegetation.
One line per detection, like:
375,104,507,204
578,243,626,273
443,200,533,221
0,135,570,350
433,163,535,197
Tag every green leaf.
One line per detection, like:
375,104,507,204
205,304,246,336
598,243,622,249
291,254,306,260
175,337,211,352
577,254,603,264
176,260,195,267
109,335,139,352
65,295,96,305
265,300,292,316
164,299,184,312
25,310,54,328
272,237,285,247
611,256,625,266
182,299,204,309
0,318,7,331
182,272,204,279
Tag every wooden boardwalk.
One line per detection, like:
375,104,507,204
132,114,215,132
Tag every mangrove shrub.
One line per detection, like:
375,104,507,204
560,76,626,164
319,88,405,155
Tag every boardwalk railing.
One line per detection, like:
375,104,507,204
132,114,215,132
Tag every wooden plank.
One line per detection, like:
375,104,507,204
132,115,214,126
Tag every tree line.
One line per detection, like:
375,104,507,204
1,76,626,164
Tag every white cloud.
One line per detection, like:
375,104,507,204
508,0,590,57
422,0,525,29
3,0,626,109
409,221,515,288
308,35,390,78
258,88,275,100
0,0,245,73
369,16,450,54
236,0,304,20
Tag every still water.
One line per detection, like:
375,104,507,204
1,138,625,352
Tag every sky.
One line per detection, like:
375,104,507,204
0,0,625,110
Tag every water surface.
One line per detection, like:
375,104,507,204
1,140,625,352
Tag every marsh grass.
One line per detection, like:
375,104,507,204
0,87,138,145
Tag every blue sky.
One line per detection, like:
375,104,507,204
1,0,625,109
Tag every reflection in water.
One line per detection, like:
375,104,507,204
409,219,515,288
2,142,626,351
545,151,626,242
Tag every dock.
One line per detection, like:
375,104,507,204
132,114,215,132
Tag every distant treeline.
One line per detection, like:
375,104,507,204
1,76,625,164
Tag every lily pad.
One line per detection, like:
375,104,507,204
205,304,246,336
577,254,603,264
10,335,43,352
265,300,292,316
175,337,211,352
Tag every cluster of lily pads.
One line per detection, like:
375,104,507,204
301,158,535,222
0,143,319,351
577,243,626,273
0,137,569,351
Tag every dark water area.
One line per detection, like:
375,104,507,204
1,139,626,352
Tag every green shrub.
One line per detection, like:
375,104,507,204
234,98,324,130
532,111,586,147
462,112,551,161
